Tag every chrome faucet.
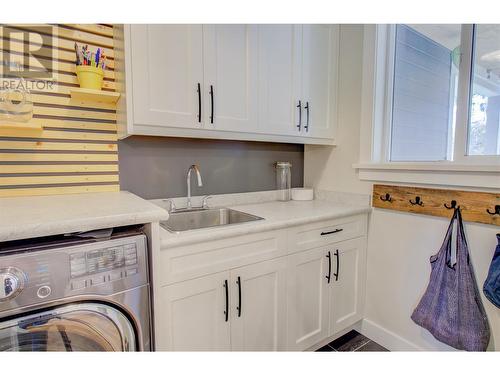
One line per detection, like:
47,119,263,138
186,164,203,209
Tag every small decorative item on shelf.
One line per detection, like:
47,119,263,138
0,62,34,127
74,43,107,90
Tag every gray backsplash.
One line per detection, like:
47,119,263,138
118,136,304,199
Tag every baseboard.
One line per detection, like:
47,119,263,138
359,319,424,351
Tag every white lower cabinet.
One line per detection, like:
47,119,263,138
155,215,368,351
286,246,330,350
230,258,287,351
286,237,367,350
329,237,367,335
157,258,287,351
157,271,231,351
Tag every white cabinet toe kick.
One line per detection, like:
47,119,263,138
154,214,368,351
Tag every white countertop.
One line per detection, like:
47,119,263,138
159,199,371,248
0,191,169,242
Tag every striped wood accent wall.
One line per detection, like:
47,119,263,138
0,24,119,197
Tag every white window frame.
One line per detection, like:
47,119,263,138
355,24,500,189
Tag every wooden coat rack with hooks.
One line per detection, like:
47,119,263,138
372,184,500,226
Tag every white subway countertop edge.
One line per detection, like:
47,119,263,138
159,200,371,248
0,191,169,242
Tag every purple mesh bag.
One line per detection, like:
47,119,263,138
411,208,490,351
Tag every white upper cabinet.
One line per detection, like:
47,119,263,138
257,25,302,136
300,25,339,139
203,25,259,133
120,24,338,144
129,25,203,129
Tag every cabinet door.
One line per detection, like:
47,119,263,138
203,25,259,133
258,25,302,136
130,25,204,129
286,246,330,350
230,258,287,351
301,24,339,139
156,272,231,351
329,237,367,335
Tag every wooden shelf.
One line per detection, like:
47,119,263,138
0,122,43,130
70,88,120,104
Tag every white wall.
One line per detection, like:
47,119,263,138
305,25,500,351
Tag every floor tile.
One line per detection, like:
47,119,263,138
329,330,371,351
316,344,335,352
355,340,389,352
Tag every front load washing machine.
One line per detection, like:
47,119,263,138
0,228,151,351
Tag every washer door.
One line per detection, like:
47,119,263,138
0,303,136,351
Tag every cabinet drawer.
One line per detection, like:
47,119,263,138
159,229,287,285
287,214,367,254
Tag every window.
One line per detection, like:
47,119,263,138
468,24,500,156
385,24,500,163
390,24,461,161
356,24,499,189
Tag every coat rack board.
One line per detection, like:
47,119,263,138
372,184,500,227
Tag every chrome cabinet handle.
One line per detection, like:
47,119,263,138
296,100,302,131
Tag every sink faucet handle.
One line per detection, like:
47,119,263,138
201,195,212,209
164,198,177,213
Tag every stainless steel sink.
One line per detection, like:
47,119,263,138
161,207,264,233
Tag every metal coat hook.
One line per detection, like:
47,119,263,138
380,193,392,202
444,200,458,209
486,205,500,216
409,196,423,206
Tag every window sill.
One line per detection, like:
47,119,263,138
353,163,500,189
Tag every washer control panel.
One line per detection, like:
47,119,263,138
0,234,148,314
69,242,139,291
